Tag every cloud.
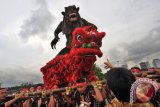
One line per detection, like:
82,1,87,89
0,34,51,87
0,34,46,68
0,67,42,87
109,26,160,64
19,0,54,40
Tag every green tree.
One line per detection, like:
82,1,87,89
92,64,105,80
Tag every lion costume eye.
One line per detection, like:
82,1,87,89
76,34,83,42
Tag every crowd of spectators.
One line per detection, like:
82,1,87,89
0,60,160,107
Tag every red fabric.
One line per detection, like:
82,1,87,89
131,68,141,73
146,86,155,98
76,82,87,87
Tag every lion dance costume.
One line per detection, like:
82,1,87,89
41,26,105,89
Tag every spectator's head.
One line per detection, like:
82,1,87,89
29,87,35,93
0,88,7,101
76,78,87,94
36,86,42,91
105,67,136,102
130,67,141,73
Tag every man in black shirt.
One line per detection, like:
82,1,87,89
73,78,105,107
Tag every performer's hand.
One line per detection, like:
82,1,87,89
141,72,148,77
38,98,42,107
80,101,91,107
90,81,96,86
154,68,160,74
15,91,25,99
46,90,52,95
50,38,59,49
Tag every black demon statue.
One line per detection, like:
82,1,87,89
50,5,97,55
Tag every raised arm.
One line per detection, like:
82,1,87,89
4,92,24,107
104,59,114,69
90,81,103,102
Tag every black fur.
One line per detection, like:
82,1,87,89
51,5,97,53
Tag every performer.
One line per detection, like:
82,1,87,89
50,5,97,55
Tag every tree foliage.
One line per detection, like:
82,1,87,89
92,64,105,80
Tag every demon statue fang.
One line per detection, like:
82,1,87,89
41,26,105,89
50,5,97,55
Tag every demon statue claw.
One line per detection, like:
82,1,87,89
41,26,105,89
51,5,97,55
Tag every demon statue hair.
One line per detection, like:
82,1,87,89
41,26,105,89
51,5,97,55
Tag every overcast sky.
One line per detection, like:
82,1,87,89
0,0,160,87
